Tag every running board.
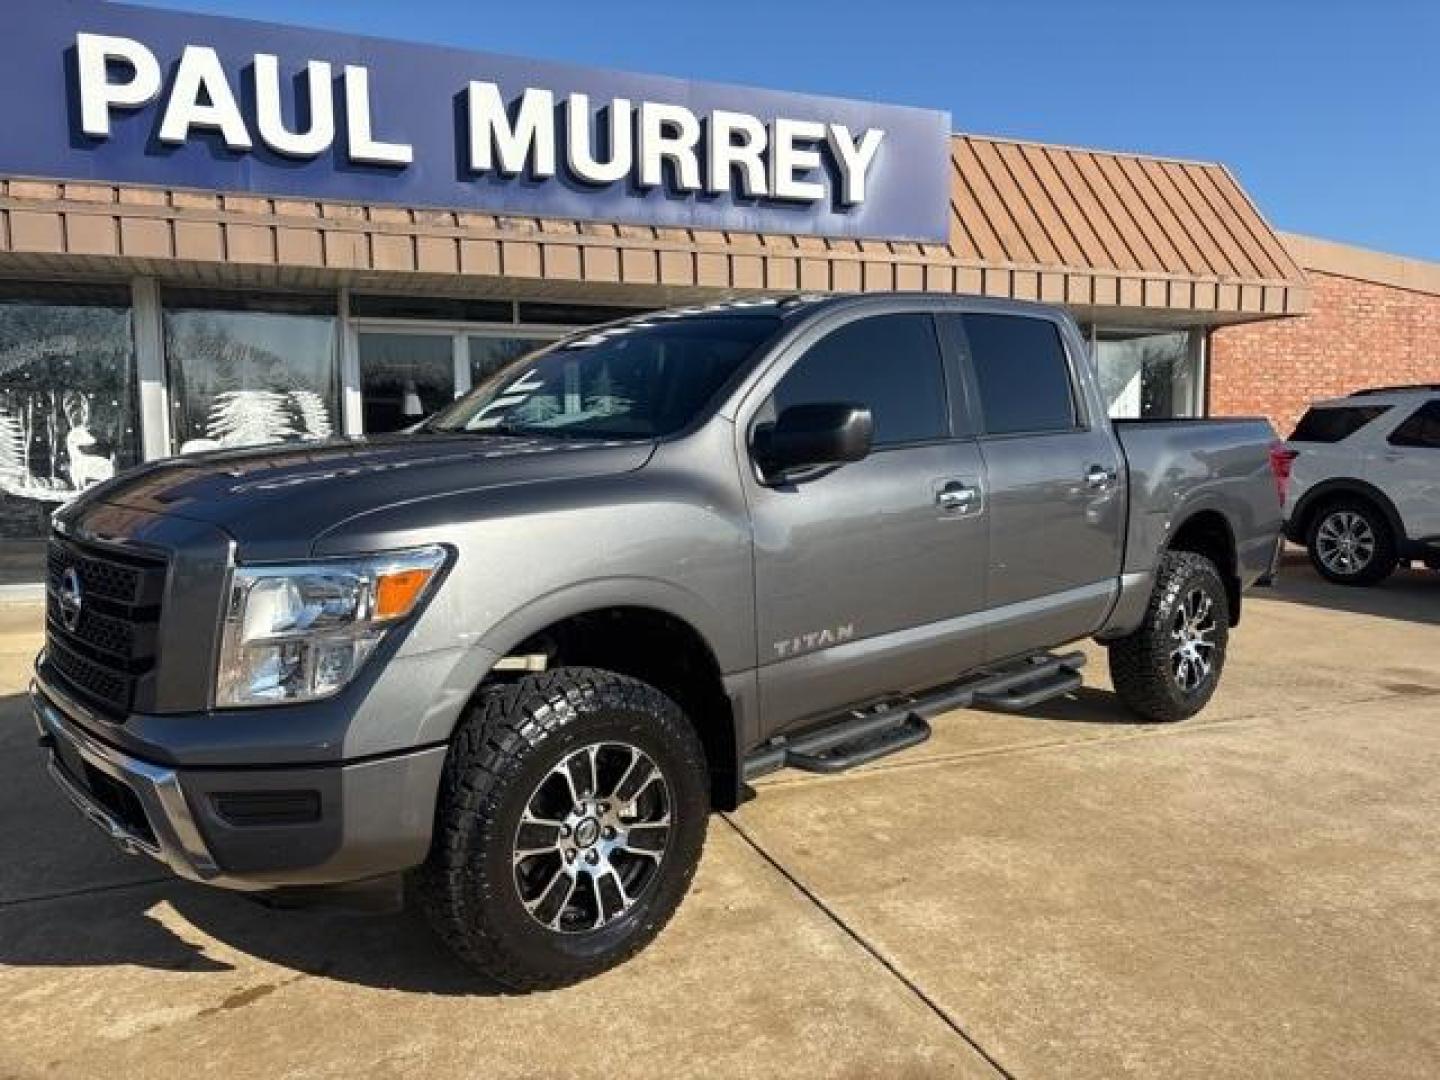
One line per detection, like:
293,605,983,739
742,651,1086,780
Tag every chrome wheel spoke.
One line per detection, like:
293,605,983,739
1169,587,1221,694
526,867,579,929
1318,511,1375,573
615,760,659,807
513,740,672,935
607,746,643,801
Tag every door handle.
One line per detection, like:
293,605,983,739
936,482,977,511
1085,465,1117,489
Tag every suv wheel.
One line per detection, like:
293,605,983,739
1107,551,1230,723
416,667,708,991
1307,499,1396,586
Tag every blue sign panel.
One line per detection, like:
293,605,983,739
0,0,952,241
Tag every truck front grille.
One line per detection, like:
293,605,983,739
45,535,167,717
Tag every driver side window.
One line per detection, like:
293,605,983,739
768,313,951,447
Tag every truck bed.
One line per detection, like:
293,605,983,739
1112,415,1282,588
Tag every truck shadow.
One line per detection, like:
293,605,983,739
0,690,505,995
971,685,1140,725
2,875,509,996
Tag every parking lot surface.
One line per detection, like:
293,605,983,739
2,553,1437,1079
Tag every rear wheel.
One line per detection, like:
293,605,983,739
1306,499,1396,586
416,667,709,991
1108,551,1230,723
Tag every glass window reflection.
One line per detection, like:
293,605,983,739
164,291,338,454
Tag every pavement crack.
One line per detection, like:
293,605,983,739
0,875,172,910
720,813,1018,1080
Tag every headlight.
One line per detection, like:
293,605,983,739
216,545,448,707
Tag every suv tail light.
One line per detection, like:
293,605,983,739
1269,443,1298,505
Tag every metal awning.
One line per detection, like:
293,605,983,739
0,134,1308,324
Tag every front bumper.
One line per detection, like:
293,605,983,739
33,679,447,890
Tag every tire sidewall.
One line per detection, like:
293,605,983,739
455,683,707,976
1150,556,1230,716
1306,500,1394,585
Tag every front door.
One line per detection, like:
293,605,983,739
744,310,989,737
940,311,1125,662
1383,398,1440,541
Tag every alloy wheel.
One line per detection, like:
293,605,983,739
512,741,671,934
1313,512,1376,578
1315,510,1376,576
1169,587,1218,693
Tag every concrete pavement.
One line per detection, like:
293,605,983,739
2,553,1437,1078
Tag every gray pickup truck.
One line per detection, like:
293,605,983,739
33,294,1283,989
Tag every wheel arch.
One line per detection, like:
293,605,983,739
1166,508,1242,626
468,587,744,811
1289,478,1406,547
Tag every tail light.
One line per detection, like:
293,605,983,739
1269,443,1298,505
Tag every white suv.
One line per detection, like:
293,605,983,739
1278,385,1440,586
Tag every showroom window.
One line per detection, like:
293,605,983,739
164,289,339,454
469,334,553,386
346,295,574,432
0,282,137,583
358,332,456,434
348,295,635,422
1091,328,1204,419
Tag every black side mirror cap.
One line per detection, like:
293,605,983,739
754,402,874,479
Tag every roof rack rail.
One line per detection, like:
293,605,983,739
1350,384,1440,396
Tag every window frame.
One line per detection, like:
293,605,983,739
347,318,568,433
1386,399,1440,450
0,278,142,501
1289,403,1394,444
945,311,1090,440
160,287,342,455
1088,325,1206,420
745,309,959,457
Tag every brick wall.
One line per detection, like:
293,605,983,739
1210,269,1440,436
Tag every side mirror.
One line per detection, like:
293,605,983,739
754,402,874,479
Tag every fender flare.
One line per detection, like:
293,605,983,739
473,577,738,676
1289,478,1407,546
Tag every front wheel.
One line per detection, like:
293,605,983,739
416,667,709,991
1107,551,1230,723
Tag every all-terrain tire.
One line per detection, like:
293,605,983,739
1305,497,1397,587
1107,551,1230,723
415,667,709,991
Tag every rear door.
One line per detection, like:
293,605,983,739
742,309,989,735
1284,402,1393,517
1382,398,1440,540
939,312,1125,662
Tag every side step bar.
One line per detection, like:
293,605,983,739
742,651,1086,781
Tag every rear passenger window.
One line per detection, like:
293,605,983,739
1387,400,1440,449
771,313,949,447
1289,405,1391,443
953,314,1077,435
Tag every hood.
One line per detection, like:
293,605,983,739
80,432,656,550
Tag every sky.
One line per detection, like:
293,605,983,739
128,0,1440,262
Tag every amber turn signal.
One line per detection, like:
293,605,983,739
375,567,436,619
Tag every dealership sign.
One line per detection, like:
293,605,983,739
0,1,952,242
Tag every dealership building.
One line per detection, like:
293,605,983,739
1,0,1437,589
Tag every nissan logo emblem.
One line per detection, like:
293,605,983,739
58,567,84,632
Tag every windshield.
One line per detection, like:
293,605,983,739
427,312,782,439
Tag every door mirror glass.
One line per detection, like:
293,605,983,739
754,402,873,478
